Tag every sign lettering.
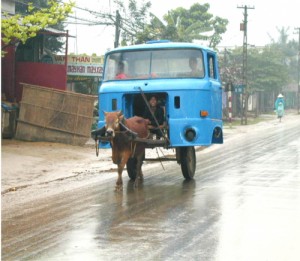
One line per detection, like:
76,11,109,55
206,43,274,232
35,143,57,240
55,55,103,77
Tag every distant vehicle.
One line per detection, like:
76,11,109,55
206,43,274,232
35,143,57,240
93,41,223,179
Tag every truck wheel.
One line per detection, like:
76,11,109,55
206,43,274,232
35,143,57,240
180,146,196,180
127,158,137,180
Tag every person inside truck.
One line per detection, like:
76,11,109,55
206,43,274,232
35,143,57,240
189,57,202,77
115,61,128,79
143,95,165,139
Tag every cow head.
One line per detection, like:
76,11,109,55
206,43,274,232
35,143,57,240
104,111,124,137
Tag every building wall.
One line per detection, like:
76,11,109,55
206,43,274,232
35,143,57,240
15,62,67,102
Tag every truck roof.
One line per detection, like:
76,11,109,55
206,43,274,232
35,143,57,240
106,41,215,54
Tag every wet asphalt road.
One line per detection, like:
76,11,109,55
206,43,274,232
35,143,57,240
2,120,300,261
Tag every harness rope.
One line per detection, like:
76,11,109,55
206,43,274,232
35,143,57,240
120,117,138,157
131,142,137,158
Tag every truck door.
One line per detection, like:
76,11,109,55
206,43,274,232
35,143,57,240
208,53,222,120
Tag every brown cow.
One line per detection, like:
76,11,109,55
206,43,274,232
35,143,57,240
104,111,149,191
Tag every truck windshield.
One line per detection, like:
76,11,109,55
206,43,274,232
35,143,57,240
103,48,204,81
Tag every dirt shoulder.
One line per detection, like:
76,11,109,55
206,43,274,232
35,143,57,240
1,140,107,191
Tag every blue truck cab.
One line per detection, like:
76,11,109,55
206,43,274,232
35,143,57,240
95,41,223,179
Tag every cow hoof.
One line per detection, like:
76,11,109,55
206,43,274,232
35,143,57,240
134,180,139,188
134,178,143,188
115,185,123,192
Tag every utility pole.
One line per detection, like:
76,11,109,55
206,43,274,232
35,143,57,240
238,5,254,125
295,27,300,114
114,10,120,48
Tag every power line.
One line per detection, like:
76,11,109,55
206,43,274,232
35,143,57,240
72,4,114,20
66,14,114,26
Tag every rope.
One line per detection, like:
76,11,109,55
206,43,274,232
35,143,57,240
155,147,165,170
131,142,137,158
119,120,137,137
95,139,99,156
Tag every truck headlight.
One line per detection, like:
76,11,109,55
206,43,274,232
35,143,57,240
185,128,196,142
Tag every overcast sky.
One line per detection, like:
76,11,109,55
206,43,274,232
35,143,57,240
66,0,300,55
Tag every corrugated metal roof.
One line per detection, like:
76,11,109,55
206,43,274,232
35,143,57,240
40,27,75,38
42,27,66,35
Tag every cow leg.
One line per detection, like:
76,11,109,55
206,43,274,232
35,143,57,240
115,163,125,191
138,151,145,180
134,151,145,188
115,153,131,191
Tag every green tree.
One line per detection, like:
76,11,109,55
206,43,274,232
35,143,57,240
220,44,291,118
1,0,74,56
247,46,289,93
219,48,242,87
113,2,228,48
220,46,289,93
74,79,98,95
138,3,228,48
270,27,299,86
113,0,152,46
15,0,69,53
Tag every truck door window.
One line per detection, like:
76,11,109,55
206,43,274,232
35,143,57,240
208,54,216,79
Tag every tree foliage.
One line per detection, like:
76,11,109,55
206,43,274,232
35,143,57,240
223,26,297,93
114,1,228,48
220,44,292,95
271,27,299,84
15,0,70,53
247,46,289,93
136,3,228,48
1,0,74,55
113,0,152,46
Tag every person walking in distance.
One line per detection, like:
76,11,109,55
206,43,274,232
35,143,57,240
274,93,285,122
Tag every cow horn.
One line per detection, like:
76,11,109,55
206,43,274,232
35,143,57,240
117,110,123,116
